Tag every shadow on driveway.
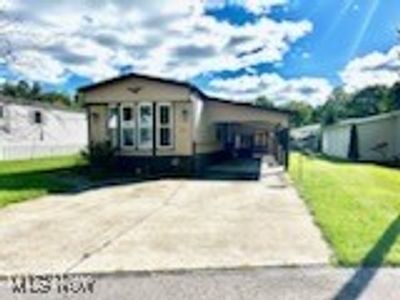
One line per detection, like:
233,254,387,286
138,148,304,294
334,215,400,300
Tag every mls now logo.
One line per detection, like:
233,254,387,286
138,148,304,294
8,274,96,294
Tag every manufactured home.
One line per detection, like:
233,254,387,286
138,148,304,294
322,110,400,162
0,96,87,160
78,73,290,176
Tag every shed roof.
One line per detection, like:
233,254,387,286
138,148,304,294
326,110,400,128
0,95,84,113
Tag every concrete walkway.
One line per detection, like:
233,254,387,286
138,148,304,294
0,160,330,275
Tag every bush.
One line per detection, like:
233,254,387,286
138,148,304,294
81,142,116,168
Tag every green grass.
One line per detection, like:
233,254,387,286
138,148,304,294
289,153,400,266
0,155,87,208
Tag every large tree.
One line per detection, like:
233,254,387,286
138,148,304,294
347,85,391,117
320,87,350,125
1,80,74,108
255,95,275,109
284,100,314,127
390,82,400,110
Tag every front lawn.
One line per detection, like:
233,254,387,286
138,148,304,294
289,153,400,266
0,155,87,208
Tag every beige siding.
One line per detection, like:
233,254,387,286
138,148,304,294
82,77,189,104
88,105,108,145
83,77,193,157
206,101,289,126
192,95,221,154
322,126,351,159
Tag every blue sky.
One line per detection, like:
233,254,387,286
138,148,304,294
1,0,400,106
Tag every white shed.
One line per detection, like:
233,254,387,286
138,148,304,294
322,110,400,162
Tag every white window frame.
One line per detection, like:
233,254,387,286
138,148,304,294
157,103,174,149
137,102,153,150
120,104,136,148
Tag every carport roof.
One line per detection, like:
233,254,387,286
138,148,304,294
78,72,291,115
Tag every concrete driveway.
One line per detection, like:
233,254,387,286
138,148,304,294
0,162,330,275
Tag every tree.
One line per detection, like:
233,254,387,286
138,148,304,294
40,91,72,107
284,101,314,127
30,82,41,100
0,80,75,108
390,82,400,110
255,96,275,108
348,85,391,117
320,87,349,125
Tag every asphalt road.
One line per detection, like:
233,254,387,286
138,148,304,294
0,266,399,300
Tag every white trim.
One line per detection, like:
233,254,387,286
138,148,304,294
120,104,136,149
157,102,174,149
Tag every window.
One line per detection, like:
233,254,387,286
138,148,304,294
138,103,153,149
0,105,4,119
107,105,118,148
157,103,173,148
120,105,135,147
33,111,42,124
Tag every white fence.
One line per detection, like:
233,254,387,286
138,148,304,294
0,144,87,161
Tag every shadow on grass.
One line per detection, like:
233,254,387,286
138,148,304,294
0,157,267,201
298,151,400,170
334,215,400,300
0,165,150,198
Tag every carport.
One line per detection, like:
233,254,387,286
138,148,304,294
216,121,289,167
197,98,291,172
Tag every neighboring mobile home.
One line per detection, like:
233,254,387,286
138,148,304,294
78,73,290,175
0,96,88,160
290,124,321,152
322,110,400,162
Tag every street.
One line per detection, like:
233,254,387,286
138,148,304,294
0,266,399,300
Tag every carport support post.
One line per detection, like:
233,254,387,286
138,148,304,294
281,128,290,170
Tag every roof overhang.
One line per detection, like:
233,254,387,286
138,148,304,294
77,72,292,116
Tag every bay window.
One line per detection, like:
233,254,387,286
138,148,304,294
118,102,173,150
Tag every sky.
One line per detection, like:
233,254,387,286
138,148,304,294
0,0,400,106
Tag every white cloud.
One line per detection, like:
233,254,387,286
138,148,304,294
206,0,288,14
10,51,66,84
341,46,400,93
1,0,312,85
209,73,333,106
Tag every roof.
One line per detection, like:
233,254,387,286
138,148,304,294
326,110,400,128
78,72,291,115
0,95,84,113
290,124,321,139
78,72,191,93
